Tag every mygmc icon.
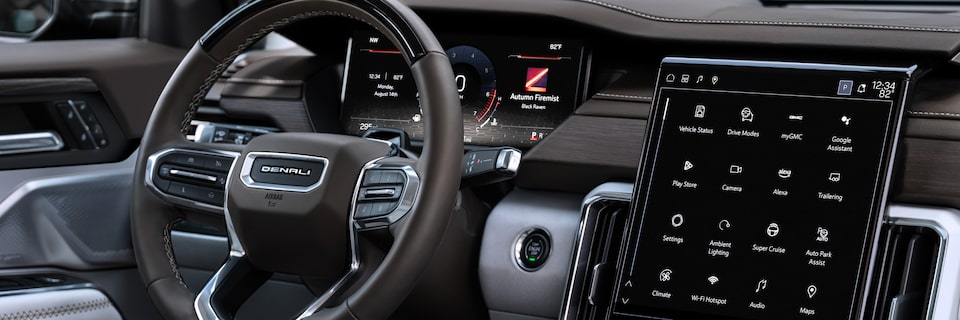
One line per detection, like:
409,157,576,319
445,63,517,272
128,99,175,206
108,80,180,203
260,165,312,176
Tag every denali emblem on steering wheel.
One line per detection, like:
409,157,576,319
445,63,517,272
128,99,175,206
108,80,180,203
259,165,312,176
239,152,329,192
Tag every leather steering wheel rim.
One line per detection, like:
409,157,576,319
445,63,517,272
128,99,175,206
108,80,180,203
131,0,463,319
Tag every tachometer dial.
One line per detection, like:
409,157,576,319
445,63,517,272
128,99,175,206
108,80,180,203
445,45,500,136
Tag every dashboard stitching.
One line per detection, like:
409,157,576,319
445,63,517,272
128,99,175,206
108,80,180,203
908,110,960,118
577,0,960,33
180,10,373,134
595,92,653,101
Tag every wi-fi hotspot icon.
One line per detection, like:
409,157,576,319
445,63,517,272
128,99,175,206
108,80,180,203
707,275,719,285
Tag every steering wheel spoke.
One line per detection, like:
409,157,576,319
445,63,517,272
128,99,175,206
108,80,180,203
195,256,272,320
144,144,240,214
352,157,421,230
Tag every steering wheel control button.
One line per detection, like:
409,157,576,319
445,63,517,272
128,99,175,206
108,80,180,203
148,150,237,210
168,182,224,206
362,169,406,186
355,201,401,219
355,169,409,220
359,186,403,201
516,228,551,271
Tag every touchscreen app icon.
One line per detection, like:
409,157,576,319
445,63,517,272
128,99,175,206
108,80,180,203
659,269,672,282
525,67,549,92
694,105,706,118
755,279,768,293
828,172,841,182
766,222,780,237
740,107,755,122
670,214,684,228
816,227,830,242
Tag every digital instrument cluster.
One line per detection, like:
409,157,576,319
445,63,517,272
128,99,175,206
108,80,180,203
340,31,585,147
612,58,912,319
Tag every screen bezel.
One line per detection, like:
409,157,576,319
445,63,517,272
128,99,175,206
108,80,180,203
609,57,915,320
338,30,590,149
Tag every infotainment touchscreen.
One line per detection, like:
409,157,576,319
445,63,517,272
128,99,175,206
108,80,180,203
341,31,584,147
612,58,913,319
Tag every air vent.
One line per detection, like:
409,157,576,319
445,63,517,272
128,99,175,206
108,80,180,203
867,224,941,320
565,198,629,319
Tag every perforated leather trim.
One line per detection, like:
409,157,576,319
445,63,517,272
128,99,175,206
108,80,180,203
0,298,111,320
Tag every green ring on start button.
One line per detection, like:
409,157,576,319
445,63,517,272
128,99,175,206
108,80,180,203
516,228,551,271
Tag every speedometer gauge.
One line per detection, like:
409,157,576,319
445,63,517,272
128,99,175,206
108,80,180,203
446,45,500,139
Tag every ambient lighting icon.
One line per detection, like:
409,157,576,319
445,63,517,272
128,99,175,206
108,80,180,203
525,67,549,92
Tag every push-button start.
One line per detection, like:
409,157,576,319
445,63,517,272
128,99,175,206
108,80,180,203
516,228,551,271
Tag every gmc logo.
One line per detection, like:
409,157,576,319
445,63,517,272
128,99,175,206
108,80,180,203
260,165,311,176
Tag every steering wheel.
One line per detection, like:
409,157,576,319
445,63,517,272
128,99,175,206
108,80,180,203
130,0,463,319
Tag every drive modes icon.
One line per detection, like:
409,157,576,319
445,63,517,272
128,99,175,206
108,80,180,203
740,107,754,122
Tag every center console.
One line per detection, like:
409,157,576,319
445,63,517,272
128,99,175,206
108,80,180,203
563,58,917,320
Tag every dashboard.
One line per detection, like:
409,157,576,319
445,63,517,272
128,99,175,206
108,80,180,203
182,1,960,319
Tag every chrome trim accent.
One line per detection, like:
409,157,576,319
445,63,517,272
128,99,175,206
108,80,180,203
514,228,551,272
0,0,57,44
195,148,248,320
195,255,243,320
169,169,218,182
560,182,633,320
295,157,387,319
0,131,63,155
497,148,522,174
352,163,421,230
145,148,239,214
239,152,329,193
887,205,960,320
188,120,277,144
0,282,95,298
